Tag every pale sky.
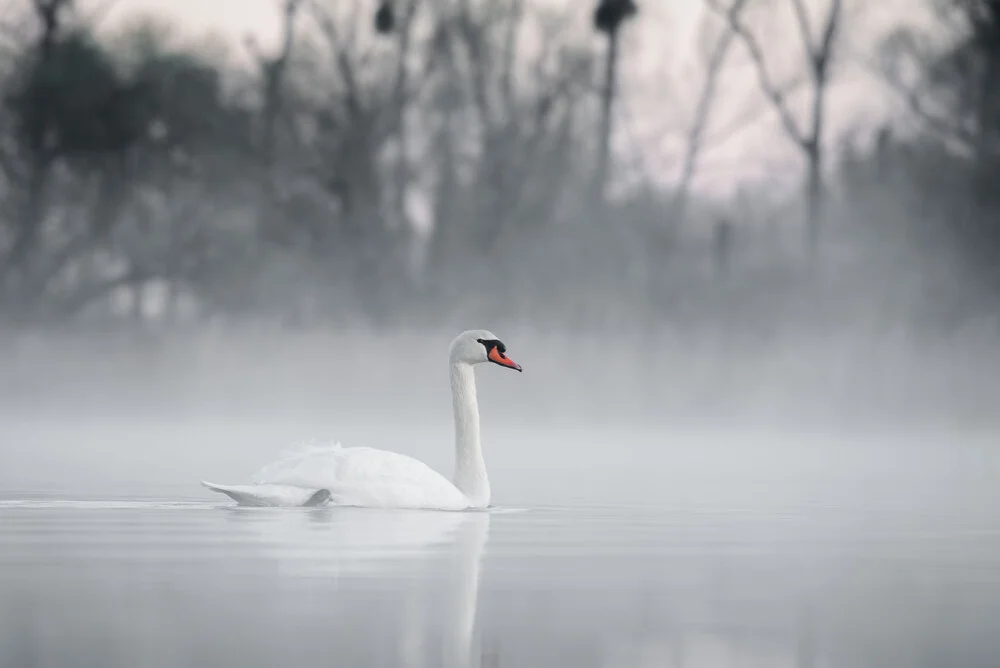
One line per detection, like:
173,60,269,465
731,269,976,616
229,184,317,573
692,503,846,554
79,0,927,199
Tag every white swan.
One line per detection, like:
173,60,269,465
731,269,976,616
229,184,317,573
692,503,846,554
201,329,522,510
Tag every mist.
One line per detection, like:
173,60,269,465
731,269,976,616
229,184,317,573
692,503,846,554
1,1,999,667
3,321,997,510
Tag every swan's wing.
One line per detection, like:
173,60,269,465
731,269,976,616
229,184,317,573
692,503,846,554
248,444,469,510
201,481,331,507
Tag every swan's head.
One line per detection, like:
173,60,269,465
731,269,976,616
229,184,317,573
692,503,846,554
450,329,522,372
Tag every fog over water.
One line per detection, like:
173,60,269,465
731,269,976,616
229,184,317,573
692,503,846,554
3,324,999,502
3,0,1000,665
3,329,1000,668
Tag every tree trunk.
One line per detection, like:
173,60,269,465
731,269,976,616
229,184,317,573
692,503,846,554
805,141,822,263
594,28,621,209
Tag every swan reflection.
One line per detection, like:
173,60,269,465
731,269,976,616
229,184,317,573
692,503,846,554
226,507,491,668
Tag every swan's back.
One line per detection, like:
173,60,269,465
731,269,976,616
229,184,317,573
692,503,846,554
250,444,471,510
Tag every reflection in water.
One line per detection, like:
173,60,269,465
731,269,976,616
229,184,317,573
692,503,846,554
225,507,491,668
1,501,999,668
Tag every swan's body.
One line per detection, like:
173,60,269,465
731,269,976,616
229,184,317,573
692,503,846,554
203,444,473,510
202,330,521,510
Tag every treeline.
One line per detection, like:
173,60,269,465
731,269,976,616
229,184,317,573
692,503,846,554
0,0,996,333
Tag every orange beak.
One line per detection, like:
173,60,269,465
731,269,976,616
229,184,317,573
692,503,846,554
488,346,522,372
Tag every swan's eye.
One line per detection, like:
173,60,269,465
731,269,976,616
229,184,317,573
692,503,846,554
476,338,504,354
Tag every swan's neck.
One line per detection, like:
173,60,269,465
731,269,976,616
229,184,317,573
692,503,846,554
450,362,490,507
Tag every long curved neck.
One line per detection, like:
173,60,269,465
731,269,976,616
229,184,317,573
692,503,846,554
450,361,490,507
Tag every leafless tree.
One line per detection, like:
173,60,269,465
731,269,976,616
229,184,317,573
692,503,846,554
244,0,302,250
592,0,638,207
0,0,72,306
671,0,750,229
875,2,1000,158
420,1,593,267
706,0,844,262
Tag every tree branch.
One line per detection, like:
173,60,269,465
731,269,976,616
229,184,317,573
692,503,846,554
788,0,814,54
499,0,524,112
813,0,842,73
705,0,807,147
882,68,976,149
705,73,807,147
672,0,749,225
788,0,842,67
388,0,420,227
819,0,842,53
311,3,363,118
454,3,495,131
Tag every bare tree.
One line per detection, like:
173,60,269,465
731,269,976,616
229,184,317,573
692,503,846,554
261,0,303,169
592,0,638,207
706,0,844,262
671,0,750,229
245,0,302,246
381,0,422,235
423,1,592,261
0,0,72,305
876,1,1000,159
869,0,1000,290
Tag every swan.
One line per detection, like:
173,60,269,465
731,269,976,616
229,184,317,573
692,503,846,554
201,329,522,510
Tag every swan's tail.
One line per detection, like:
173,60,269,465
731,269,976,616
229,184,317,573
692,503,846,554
201,481,332,507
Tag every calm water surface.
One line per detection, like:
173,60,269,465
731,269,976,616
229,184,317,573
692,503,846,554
1,499,999,667
1,426,999,667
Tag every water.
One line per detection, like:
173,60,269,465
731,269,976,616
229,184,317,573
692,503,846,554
1,425,999,667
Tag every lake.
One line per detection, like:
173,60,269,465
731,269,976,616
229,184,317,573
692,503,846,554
1,423,999,667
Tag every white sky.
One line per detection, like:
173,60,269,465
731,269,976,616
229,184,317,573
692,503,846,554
76,0,930,198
